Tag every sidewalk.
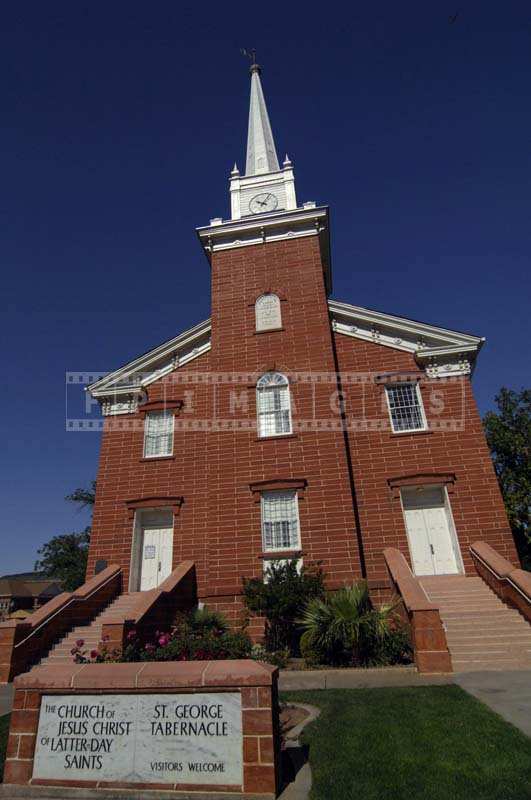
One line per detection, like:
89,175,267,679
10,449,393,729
279,665,453,691
455,669,531,738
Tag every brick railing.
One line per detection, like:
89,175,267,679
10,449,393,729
470,541,531,624
383,548,452,673
101,561,198,653
0,565,122,683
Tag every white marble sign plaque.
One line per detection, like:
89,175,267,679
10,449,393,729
255,293,281,331
33,693,243,786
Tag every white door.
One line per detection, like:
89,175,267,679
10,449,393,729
139,527,173,591
401,487,461,576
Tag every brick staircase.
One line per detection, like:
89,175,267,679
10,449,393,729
39,592,142,665
420,575,531,672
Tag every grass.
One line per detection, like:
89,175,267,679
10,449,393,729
0,715,9,782
282,687,531,800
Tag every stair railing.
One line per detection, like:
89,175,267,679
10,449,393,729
383,548,452,673
470,541,531,625
0,565,122,683
100,561,197,653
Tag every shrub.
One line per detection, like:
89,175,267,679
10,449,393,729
74,608,253,664
243,560,325,654
251,643,290,669
299,581,412,667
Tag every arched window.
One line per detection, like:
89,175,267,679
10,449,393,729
256,372,292,438
255,293,282,332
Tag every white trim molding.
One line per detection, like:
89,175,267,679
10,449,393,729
87,319,211,415
329,299,484,379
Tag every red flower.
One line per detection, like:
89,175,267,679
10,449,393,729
70,648,77,655
76,639,84,647
90,650,98,659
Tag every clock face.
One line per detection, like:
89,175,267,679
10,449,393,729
249,192,279,214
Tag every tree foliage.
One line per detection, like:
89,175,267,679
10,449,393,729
35,528,90,591
243,560,325,653
65,481,96,510
34,481,95,590
484,388,530,568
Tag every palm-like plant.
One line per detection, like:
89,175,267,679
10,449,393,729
300,582,407,666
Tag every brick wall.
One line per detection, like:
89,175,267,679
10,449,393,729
203,236,363,613
87,354,212,592
334,333,518,587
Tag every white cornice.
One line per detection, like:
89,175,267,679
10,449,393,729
329,299,484,378
87,319,211,400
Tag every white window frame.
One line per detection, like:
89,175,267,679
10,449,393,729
260,490,301,553
143,410,174,458
256,372,293,438
385,381,428,433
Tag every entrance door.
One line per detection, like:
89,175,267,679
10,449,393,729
139,526,173,591
401,486,461,576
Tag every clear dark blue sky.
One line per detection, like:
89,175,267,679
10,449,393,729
2,2,530,574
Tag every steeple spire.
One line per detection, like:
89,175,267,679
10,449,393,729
245,62,280,176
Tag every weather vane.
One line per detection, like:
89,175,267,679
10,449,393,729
240,48,259,71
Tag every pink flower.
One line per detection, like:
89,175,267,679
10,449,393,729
76,639,84,647
90,650,98,659
158,634,170,647
127,629,137,641
144,643,155,652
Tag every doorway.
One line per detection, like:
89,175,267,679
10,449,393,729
130,509,173,591
401,486,462,576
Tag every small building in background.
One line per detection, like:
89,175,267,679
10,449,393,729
0,573,63,620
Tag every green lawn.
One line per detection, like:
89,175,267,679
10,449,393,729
0,715,9,782
282,687,531,800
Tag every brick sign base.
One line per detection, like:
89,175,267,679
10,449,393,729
3,660,280,798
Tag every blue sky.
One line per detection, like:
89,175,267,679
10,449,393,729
1,2,530,574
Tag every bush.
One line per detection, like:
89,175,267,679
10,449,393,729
73,607,253,664
243,560,325,654
251,643,290,669
299,581,412,667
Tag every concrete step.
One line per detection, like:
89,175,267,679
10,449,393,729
453,660,530,672
446,634,531,644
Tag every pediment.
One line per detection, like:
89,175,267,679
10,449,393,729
329,299,483,377
87,318,211,411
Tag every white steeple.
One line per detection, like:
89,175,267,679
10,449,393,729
228,59,297,220
245,63,280,176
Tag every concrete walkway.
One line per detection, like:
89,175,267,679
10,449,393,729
455,669,531,738
279,665,453,691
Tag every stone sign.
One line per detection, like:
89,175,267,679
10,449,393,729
33,692,243,786
255,293,282,331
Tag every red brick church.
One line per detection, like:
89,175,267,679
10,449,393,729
83,60,518,622
3,61,529,684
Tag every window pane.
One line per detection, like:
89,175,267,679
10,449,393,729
257,378,292,437
261,490,300,551
144,411,174,456
386,384,425,432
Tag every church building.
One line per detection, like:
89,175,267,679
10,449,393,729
85,61,518,624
